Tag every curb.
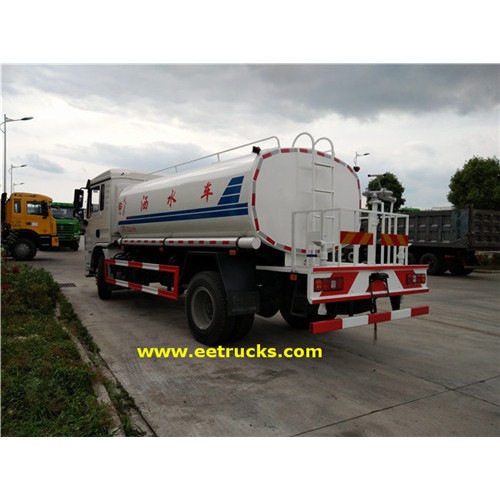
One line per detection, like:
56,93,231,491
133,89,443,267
55,303,155,437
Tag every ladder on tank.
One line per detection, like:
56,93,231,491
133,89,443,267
292,133,336,260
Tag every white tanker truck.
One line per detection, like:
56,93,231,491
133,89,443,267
74,132,429,345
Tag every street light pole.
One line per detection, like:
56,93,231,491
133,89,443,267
10,164,28,194
1,114,33,194
354,151,370,166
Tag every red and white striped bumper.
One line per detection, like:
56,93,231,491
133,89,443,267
310,306,429,334
104,259,179,300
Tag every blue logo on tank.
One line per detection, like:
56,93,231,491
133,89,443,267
218,176,244,205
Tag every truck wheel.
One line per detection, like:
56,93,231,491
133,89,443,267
390,295,402,310
71,242,79,251
280,306,310,329
448,264,473,276
420,252,445,276
12,238,37,261
230,314,255,341
96,255,113,300
408,251,416,265
186,271,235,345
280,293,336,329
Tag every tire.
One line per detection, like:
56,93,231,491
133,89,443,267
420,252,445,276
390,295,402,310
448,264,473,276
11,238,37,261
408,251,416,265
96,255,112,300
71,241,79,251
257,296,280,318
186,271,235,346
229,314,255,342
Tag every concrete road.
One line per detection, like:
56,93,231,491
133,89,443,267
31,247,500,436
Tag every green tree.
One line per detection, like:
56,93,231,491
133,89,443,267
367,172,406,211
447,156,500,209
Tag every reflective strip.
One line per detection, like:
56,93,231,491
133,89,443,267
119,238,164,246
104,259,179,300
340,231,374,245
310,306,429,334
381,233,409,246
164,238,237,248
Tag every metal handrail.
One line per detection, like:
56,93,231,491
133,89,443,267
291,207,410,269
314,136,335,157
292,132,315,150
148,135,281,176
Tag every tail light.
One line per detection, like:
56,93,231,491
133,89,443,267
314,277,344,292
406,273,426,285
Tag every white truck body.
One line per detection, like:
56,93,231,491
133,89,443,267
78,133,429,345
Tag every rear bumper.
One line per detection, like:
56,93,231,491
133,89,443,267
310,305,429,334
309,265,429,304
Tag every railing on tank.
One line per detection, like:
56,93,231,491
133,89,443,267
289,207,410,270
291,132,336,157
148,136,281,176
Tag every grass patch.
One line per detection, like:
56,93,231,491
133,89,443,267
1,260,112,436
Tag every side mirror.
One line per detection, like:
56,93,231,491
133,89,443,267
73,189,84,210
74,208,85,220
42,201,49,218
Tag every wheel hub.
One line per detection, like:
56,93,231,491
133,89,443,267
191,287,215,330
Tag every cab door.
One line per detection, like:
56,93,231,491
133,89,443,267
24,198,53,247
85,182,111,252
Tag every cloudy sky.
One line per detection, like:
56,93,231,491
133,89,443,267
2,64,498,208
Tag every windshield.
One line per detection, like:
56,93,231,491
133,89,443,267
51,206,75,219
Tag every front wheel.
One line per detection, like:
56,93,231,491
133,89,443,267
186,271,234,345
11,238,37,261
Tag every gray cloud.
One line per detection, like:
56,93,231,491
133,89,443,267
23,153,65,173
4,64,498,125
59,141,208,172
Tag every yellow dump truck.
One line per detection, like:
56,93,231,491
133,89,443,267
1,192,59,260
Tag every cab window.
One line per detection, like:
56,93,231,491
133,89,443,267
88,186,100,214
14,200,21,213
87,183,106,215
27,201,43,215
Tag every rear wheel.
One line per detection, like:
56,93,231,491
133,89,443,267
186,271,234,345
420,252,445,275
448,263,473,276
229,314,255,341
408,251,416,265
390,295,402,310
280,290,336,330
280,307,310,329
11,238,37,261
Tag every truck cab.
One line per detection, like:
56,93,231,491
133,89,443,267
75,170,161,275
50,202,81,250
1,192,59,260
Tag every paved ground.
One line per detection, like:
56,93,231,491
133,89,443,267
31,247,499,436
